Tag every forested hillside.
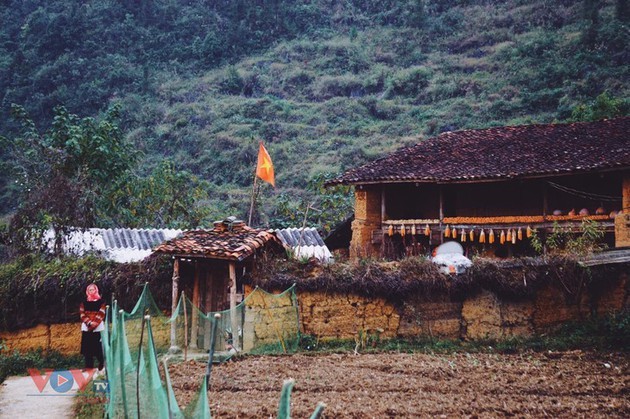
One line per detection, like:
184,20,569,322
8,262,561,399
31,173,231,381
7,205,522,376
1,0,628,233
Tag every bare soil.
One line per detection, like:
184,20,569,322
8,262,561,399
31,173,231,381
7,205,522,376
168,351,629,418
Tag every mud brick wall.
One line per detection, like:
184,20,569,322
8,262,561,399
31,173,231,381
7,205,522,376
618,175,630,247
242,289,298,352
298,272,628,341
1,273,627,354
397,294,462,338
0,323,79,355
298,291,400,339
350,187,382,259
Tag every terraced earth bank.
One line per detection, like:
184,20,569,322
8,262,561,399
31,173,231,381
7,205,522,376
169,351,628,418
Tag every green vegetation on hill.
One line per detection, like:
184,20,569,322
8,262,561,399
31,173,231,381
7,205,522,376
0,0,628,230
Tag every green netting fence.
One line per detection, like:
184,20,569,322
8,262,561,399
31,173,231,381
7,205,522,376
103,284,300,418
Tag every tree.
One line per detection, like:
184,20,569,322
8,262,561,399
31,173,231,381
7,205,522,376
270,173,353,234
0,104,135,255
616,0,628,22
582,0,600,47
104,160,213,229
570,91,629,122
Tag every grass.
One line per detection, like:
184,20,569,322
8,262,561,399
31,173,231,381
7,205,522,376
297,311,630,355
72,380,107,419
0,348,83,384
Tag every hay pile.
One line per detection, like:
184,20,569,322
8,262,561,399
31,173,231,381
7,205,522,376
249,255,628,302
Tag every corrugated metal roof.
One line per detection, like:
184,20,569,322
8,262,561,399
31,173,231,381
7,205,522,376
274,228,333,262
329,117,630,185
44,228,182,263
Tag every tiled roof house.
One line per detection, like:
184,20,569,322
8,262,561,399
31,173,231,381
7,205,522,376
329,118,630,259
154,218,284,352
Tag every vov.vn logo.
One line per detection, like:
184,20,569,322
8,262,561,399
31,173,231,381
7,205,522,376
27,369,105,395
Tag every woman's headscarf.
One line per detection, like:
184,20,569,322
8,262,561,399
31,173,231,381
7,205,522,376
86,284,102,302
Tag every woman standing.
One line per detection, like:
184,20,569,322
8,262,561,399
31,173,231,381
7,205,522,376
80,283,105,371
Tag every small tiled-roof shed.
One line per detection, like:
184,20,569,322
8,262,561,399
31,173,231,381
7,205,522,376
329,117,630,259
154,218,282,351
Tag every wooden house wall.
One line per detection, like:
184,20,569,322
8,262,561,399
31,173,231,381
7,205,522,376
383,173,623,220
385,184,440,219
546,173,623,215
443,181,542,217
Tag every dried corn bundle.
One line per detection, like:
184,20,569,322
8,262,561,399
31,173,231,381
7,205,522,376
461,229,466,242
444,225,451,237
424,224,431,236
511,230,517,244
452,227,457,239
506,229,512,242
526,226,533,238
517,228,523,241
489,229,495,244
479,229,486,243
388,225,394,237
500,230,506,244
400,224,406,237
411,224,416,235
469,229,475,241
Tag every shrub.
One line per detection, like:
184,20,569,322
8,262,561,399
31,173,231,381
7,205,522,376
311,74,364,99
0,254,173,330
388,66,432,97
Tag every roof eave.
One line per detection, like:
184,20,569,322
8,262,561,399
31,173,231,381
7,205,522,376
337,165,630,186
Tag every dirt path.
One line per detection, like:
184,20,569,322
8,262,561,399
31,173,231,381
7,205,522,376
169,350,629,418
0,375,79,419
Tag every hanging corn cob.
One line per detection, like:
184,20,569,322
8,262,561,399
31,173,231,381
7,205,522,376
511,230,517,244
489,229,495,244
517,227,523,241
469,229,475,241
461,229,466,242
388,225,393,237
411,224,416,235
452,227,457,239
479,229,486,243
400,224,406,237
444,225,451,237
500,230,506,244
506,229,512,242
526,226,533,238
424,224,431,236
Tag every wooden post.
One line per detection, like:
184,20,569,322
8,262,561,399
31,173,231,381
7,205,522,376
169,258,180,353
439,186,444,244
248,175,259,227
542,181,548,218
190,261,200,349
183,292,188,361
381,187,386,223
229,262,239,351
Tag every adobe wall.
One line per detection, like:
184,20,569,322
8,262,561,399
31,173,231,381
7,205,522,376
350,187,382,259
1,273,627,354
617,175,630,247
298,272,628,341
0,323,79,355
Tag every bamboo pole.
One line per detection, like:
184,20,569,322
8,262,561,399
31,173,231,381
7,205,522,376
182,291,188,362
190,262,200,350
205,313,221,388
169,258,179,353
229,262,239,351
248,173,259,227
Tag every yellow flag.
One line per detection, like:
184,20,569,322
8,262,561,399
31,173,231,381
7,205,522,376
256,142,275,187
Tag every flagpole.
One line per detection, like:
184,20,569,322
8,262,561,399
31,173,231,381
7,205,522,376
248,172,258,227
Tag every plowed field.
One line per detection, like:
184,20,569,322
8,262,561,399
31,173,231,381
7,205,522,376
169,351,629,418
